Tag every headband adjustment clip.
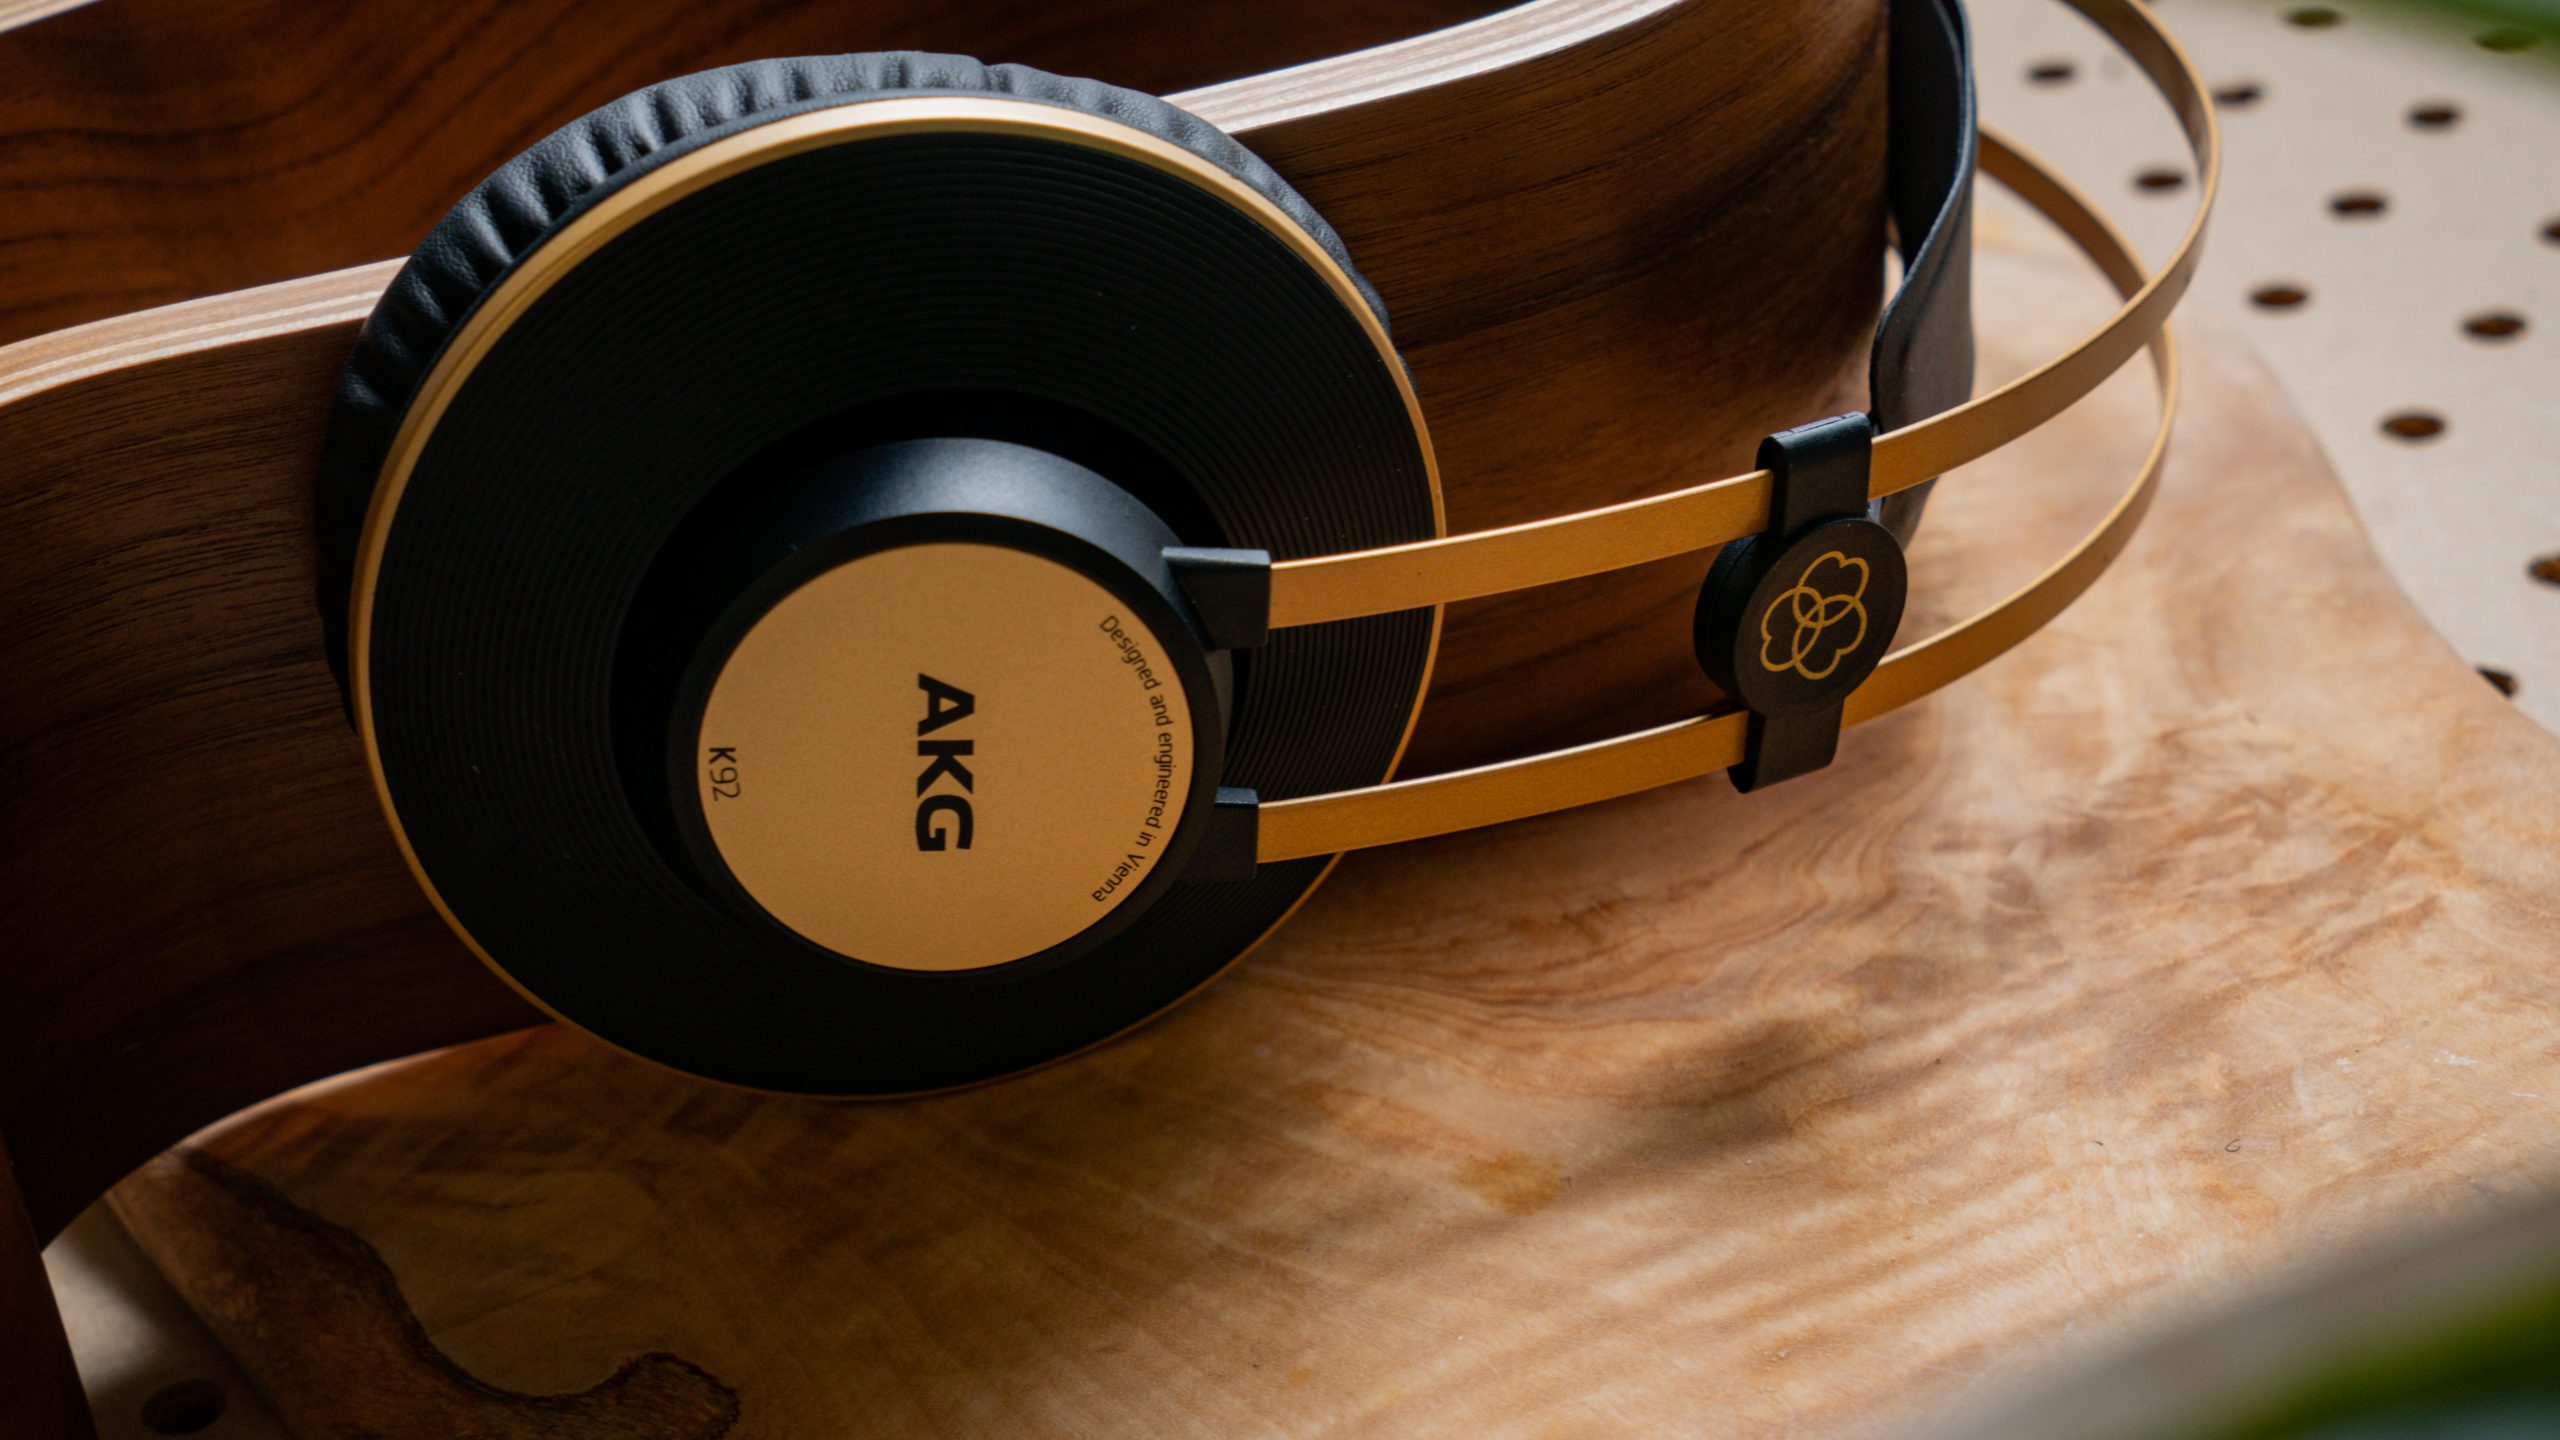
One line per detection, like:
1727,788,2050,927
1167,547,1273,651
1693,413,1908,792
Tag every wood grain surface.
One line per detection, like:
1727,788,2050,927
0,4,1894,1432
103,240,2560,1437
0,0,1894,774
0,0,1885,1240
0,0,1508,346
110,1151,743,1440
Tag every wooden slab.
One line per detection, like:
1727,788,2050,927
0,7,1897,1427
0,0,1888,1252
104,233,2560,1436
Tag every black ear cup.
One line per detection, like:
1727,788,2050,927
322,55,1441,1093
316,51,1387,671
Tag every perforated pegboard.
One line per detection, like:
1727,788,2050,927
1976,0,2560,730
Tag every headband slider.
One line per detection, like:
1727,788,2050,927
1167,546,1273,650
1187,787,1264,882
1693,413,1909,792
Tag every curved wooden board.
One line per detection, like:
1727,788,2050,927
104,244,2560,1437
0,0,1887,1237
0,4,1891,1432
0,0,1511,346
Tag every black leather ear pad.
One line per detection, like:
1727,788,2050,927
315,51,1386,684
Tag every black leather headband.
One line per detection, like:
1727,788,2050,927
1873,0,1979,540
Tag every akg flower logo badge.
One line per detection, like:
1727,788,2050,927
1758,550,1870,680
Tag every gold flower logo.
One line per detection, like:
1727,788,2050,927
1758,550,1870,680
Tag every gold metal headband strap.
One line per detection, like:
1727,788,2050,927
1255,120,2189,861
1260,0,2216,631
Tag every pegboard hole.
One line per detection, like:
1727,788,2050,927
2407,101,2461,130
2213,80,2266,107
2251,282,2311,310
2135,166,2188,193
2286,6,2344,28
2380,410,2447,441
2528,554,2560,588
2478,666,2520,698
2027,58,2078,84
2542,217,2560,247
2328,190,2389,219
141,1380,227,1435
2463,310,2527,340
2476,28,2540,52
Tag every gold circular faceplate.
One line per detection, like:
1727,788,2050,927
695,543,1196,971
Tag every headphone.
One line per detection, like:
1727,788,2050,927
316,0,2214,1095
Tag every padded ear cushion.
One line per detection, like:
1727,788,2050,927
316,51,1387,684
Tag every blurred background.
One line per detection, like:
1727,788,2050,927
1978,0,2560,733
1941,5,2559,1434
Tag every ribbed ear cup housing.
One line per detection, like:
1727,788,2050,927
319,52,1441,1093
316,51,1385,680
